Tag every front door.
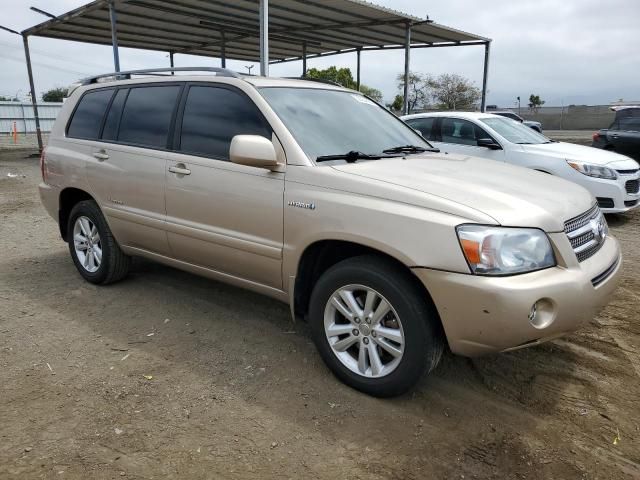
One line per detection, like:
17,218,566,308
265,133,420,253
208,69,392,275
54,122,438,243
432,117,505,162
164,84,284,289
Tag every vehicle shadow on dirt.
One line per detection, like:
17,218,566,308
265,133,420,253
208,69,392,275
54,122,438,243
4,254,577,401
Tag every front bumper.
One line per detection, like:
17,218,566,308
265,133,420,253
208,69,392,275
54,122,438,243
568,170,640,213
413,235,621,357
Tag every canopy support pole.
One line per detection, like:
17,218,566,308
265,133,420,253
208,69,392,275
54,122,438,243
22,34,43,153
169,51,174,74
356,47,361,91
259,0,269,76
302,41,307,76
221,30,226,68
402,23,411,115
481,41,491,112
108,0,120,72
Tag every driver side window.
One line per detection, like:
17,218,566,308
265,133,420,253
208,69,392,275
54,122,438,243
441,118,494,146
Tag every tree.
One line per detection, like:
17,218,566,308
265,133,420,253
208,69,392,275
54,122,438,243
528,94,545,113
358,84,383,103
396,71,431,112
42,87,67,102
306,66,356,89
389,94,404,112
305,66,382,103
430,73,480,110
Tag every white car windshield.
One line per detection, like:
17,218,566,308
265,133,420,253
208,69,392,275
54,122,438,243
481,117,551,144
259,87,433,161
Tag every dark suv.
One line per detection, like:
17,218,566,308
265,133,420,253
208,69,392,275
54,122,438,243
593,107,640,161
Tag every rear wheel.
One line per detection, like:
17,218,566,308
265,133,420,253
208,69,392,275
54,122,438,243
309,255,444,397
67,200,130,284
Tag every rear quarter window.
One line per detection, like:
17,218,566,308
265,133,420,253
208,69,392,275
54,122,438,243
67,88,115,140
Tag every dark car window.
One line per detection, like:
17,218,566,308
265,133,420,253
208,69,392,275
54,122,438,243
117,85,181,148
178,86,271,160
67,89,114,140
406,117,436,140
441,118,492,146
101,89,128,141
619,117,640,132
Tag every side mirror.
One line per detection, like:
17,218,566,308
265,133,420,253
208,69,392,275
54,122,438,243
413,128,424,137
477,138,502,150
230,135,280,170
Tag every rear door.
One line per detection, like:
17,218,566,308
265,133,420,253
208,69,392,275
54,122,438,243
164,83,285,289
84,83,183,255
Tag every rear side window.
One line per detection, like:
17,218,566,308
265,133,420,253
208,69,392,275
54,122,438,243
406,117,435,140
619,117,640,132
102,89,128,141
117,86,181,148
67,89,114,139
179,86,271,160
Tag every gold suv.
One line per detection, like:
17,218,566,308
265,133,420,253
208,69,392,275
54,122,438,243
39,68,622,397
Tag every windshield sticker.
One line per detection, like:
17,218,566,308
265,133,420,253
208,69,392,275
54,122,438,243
351,94,377,106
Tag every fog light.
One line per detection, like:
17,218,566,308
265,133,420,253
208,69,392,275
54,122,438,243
528,299,555,329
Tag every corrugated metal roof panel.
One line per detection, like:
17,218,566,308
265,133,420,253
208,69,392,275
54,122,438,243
22,0,488,64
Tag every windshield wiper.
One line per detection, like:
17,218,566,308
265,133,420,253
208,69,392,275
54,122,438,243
316,151,401,163
382,145,439,154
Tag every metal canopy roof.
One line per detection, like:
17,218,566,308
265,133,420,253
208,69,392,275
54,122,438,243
22,0,489,63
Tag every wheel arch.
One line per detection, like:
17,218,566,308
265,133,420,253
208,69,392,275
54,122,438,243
58,187,95,241
291,239,441,330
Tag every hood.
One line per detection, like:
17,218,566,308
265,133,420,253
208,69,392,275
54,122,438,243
523,141,638,167
331,153,594,232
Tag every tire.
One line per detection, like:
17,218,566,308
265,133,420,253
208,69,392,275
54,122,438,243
309,255,444,397
67,200,131,285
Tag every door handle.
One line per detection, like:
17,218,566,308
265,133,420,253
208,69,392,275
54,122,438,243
93,151,109,161
169,164,191,176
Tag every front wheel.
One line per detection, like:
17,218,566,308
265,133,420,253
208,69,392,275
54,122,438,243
309,255,444,397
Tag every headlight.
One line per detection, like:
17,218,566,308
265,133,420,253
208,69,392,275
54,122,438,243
567,160,617,180
456,225,556,275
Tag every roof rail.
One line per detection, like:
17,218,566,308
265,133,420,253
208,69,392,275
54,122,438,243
287,76,344,87
77,67,243,86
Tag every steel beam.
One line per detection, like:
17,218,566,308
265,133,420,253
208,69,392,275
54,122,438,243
402,23,411,115
22,35,43,152
221,30,226,68
259,0,268,76
302,41,307,76
108,0,120,72
481,41,491,112
356,47,361,90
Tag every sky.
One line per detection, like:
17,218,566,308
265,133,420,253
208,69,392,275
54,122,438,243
1,0,639,107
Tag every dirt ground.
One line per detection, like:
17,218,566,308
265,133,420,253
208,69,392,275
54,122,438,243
1,149,639,480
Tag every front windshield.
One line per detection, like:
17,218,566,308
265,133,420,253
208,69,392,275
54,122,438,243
259,87,432,160
481,117,551,144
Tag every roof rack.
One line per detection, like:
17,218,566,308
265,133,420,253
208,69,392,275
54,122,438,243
77,67,243,86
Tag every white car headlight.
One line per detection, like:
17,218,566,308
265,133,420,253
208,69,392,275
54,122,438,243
456,225,556,275
567,160,617,180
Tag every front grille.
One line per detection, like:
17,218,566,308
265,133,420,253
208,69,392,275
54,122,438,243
617,168,640,175
625,179,639,194
564,204,607,262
